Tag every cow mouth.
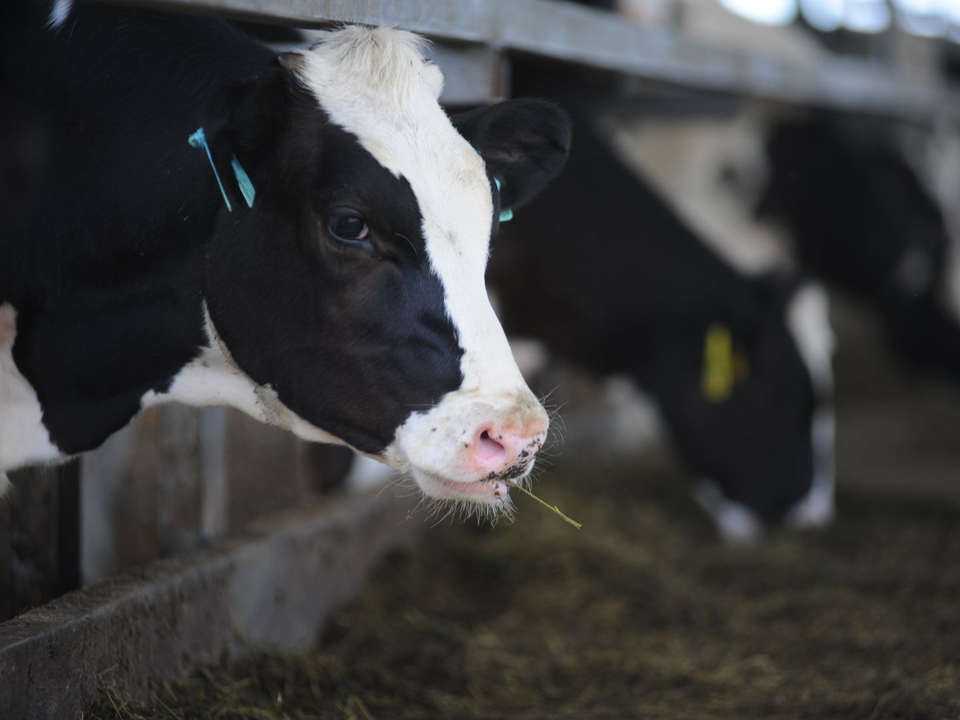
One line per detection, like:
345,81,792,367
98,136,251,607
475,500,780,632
415,470,514,505
410,459,540,516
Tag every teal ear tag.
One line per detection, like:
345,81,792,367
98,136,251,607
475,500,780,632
188,127,257,211
494,177,513,222
188,127,232,212
231,156,256,208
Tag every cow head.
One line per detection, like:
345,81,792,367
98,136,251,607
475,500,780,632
192,27,570,518
680,278,836,544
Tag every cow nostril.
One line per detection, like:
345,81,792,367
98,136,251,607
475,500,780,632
476,430,506,465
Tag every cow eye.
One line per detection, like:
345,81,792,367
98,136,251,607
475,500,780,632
326,214,371,246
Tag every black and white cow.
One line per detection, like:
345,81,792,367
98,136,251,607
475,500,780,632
488,70,835,542
757,116,960,383
0,2,571,518
618,108,960,386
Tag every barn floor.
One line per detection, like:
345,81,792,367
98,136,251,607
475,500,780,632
88,299,960,720
90,454,960,720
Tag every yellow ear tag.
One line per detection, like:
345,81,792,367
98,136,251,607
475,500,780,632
701,324,735,403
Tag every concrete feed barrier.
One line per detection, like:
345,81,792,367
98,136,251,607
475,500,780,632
0,486,421,720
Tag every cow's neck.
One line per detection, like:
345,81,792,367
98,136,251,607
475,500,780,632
1,222,214,471
142,308,343,447
0,8,284,473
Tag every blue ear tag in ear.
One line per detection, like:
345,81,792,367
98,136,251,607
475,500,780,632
188,128,231,211
188,127,256,211
231,156,256,209
494,177,513,222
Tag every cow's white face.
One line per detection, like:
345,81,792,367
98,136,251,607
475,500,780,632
164,27,569,519
291,31,552,515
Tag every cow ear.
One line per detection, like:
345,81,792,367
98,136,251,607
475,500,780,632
199,66,290,209
451,99,571,210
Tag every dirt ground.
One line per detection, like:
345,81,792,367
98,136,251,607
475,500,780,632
89,451,960,720
88,300,960,720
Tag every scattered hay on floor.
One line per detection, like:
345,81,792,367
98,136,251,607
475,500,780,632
87,454,960,720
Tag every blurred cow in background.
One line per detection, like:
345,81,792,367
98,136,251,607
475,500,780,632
618,107,960,384
487,67,836,544
758,116,960,384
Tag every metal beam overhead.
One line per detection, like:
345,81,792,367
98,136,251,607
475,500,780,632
99,0,960,121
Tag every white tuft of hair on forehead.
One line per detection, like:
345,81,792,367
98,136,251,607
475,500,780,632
290,26,525,397
303,27,444,105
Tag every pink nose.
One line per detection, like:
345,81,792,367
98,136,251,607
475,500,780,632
470,425,548,475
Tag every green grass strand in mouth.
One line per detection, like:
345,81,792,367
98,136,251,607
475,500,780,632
504,480,582,529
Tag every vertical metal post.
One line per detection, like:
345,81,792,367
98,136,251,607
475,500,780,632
0,491,12,621
156,404,203,555
156,405,230,554
55,462,81,597
199,408,229,541
0,465,80,621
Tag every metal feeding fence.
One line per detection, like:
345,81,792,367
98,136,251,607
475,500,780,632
1,0,958,717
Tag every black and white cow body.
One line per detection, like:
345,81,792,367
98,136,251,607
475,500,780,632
617,108,960,386
0,3,571,516
489,72,835,542
758,117,960,383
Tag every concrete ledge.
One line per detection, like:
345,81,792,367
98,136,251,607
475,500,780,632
0,487,421,720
